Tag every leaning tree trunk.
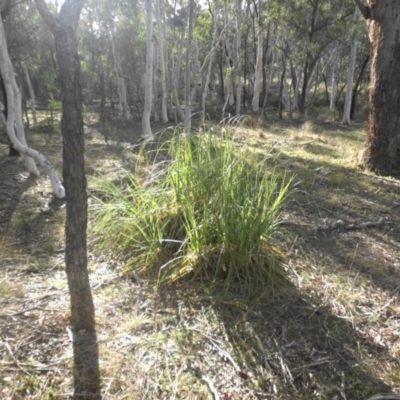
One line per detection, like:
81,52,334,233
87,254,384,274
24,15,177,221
22,62,38,128
142,0,154,138
354,0,400,174
34,0,100,397
0,17,66,197
342,8,361,125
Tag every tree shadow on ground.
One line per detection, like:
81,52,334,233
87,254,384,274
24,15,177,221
152,281,393,399
0,153,35,228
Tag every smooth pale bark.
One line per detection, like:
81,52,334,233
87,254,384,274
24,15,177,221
342,8,361,124
252,0,263,112
277,52,287,119
201,0,220,121
353,0,400,173
235,0,242,116
330,45,341,111
172,22,186,123
152,42,159,122
34,0,100,397
142,0,154,138
262,33,276,110
184,0,195,131
110,21,131,121
156,0,168,123
190,39,201,105
222,3,234,120
22,62,37,128
0,17,66,197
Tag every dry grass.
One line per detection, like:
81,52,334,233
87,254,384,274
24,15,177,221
1,114,400,399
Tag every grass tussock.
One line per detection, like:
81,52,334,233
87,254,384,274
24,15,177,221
91,132,291,291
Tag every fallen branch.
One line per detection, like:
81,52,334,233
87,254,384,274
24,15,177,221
367,395,400,400
194,367,220,400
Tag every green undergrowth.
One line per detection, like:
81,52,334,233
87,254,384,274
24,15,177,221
91,131,291,292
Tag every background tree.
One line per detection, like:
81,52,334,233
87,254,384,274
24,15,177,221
142,0,153,138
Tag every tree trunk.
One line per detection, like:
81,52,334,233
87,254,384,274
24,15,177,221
110,20,131,121
0,17,67,196
353,0,400,174
252,0,263,112
157,0,168,123
142,0,154,138
350,55,369,120
22,62,37,128
342,8,361,125
330,44,341,111
34,0,100,397
201,0,220,122
172,22,186,123
235,0,242,116
184,0,195,131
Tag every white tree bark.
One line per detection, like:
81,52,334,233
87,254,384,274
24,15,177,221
152,42,160,122
222,3,234,120
235,0,242,116
157,0,168,123
22,62,37,128
184,0,195,131
110,20,131,121
172,22,186,123
0,18,65,198
142,0,154,138
252,0,263,112
330,44,341,111
201,0,220,122
342,8,361,125
262,28,277,110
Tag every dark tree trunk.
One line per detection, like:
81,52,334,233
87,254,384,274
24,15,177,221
219,50,224,101
354,0,400,174
350,55,369,120
34,0,100,397
299,60,309,114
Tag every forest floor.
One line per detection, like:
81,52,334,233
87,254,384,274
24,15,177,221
1,113,400,399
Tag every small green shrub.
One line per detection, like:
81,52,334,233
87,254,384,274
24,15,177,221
91,131,291,291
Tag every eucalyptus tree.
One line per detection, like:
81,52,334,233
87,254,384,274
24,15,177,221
142,0,153,138
354,0,400,174
235,0,242,115
184,0,195,130
342,7,361,124
252,0,264,112
0,16,65,197
270,0,353,114
156,0,168,123
34,0,100,396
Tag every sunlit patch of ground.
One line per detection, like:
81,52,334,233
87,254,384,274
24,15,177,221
1,114,400,399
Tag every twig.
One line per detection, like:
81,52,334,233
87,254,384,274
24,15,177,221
194,367,220,400
3,342,32,376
